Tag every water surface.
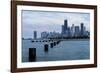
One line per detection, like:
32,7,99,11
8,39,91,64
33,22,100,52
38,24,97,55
22,39,90,62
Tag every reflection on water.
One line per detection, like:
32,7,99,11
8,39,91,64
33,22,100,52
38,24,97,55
22,39,90,62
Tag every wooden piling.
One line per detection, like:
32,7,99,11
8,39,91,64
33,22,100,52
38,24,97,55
29,48,36,62
31,40,34,42
50,43,53,48
54,42,56,46
44,44,49,52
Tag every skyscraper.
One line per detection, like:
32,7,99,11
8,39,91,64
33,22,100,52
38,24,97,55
33,31,37,39
71,24,75,37
62,25,65,34
64,19,68,33
75,26,80,37
81,23,84,36
83,26,86,36
62,19,68,35
67,27,71,37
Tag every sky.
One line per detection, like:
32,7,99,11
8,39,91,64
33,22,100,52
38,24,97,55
22,10,90,38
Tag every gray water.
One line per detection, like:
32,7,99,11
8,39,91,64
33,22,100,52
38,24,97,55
22,39,90,62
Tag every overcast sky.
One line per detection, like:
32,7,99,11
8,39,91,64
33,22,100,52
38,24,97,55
22,10,90,38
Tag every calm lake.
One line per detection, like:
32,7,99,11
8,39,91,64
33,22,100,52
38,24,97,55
22,39,90,62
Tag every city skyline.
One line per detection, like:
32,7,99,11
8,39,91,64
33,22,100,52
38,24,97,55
22,10,90,38
40,19,89,39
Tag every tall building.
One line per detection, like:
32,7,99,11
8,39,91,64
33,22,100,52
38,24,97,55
67,27,71,37
61,25,65,34
64,19,68,33
62,19,68,35
71,24,75,37
64,20,68,30
83,26,86,36
62,20,68,34
85,31,90,37
75,26,80,37
33,31,37,39
80,23,84,36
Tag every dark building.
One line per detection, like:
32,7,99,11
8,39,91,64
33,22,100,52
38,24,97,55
61,25,65,34
81,23,84,36
64,19,68,31
33,31,37,39
67,27,71,37
62,19,68,35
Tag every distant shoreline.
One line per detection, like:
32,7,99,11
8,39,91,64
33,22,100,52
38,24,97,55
22,38,89,41
61,39,89,41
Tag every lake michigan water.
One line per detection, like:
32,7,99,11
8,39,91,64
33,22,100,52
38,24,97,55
22,39,90,62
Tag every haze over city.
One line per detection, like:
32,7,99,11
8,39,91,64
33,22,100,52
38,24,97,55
22,10,90,38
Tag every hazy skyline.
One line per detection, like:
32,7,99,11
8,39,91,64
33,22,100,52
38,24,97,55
22,10,90,38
